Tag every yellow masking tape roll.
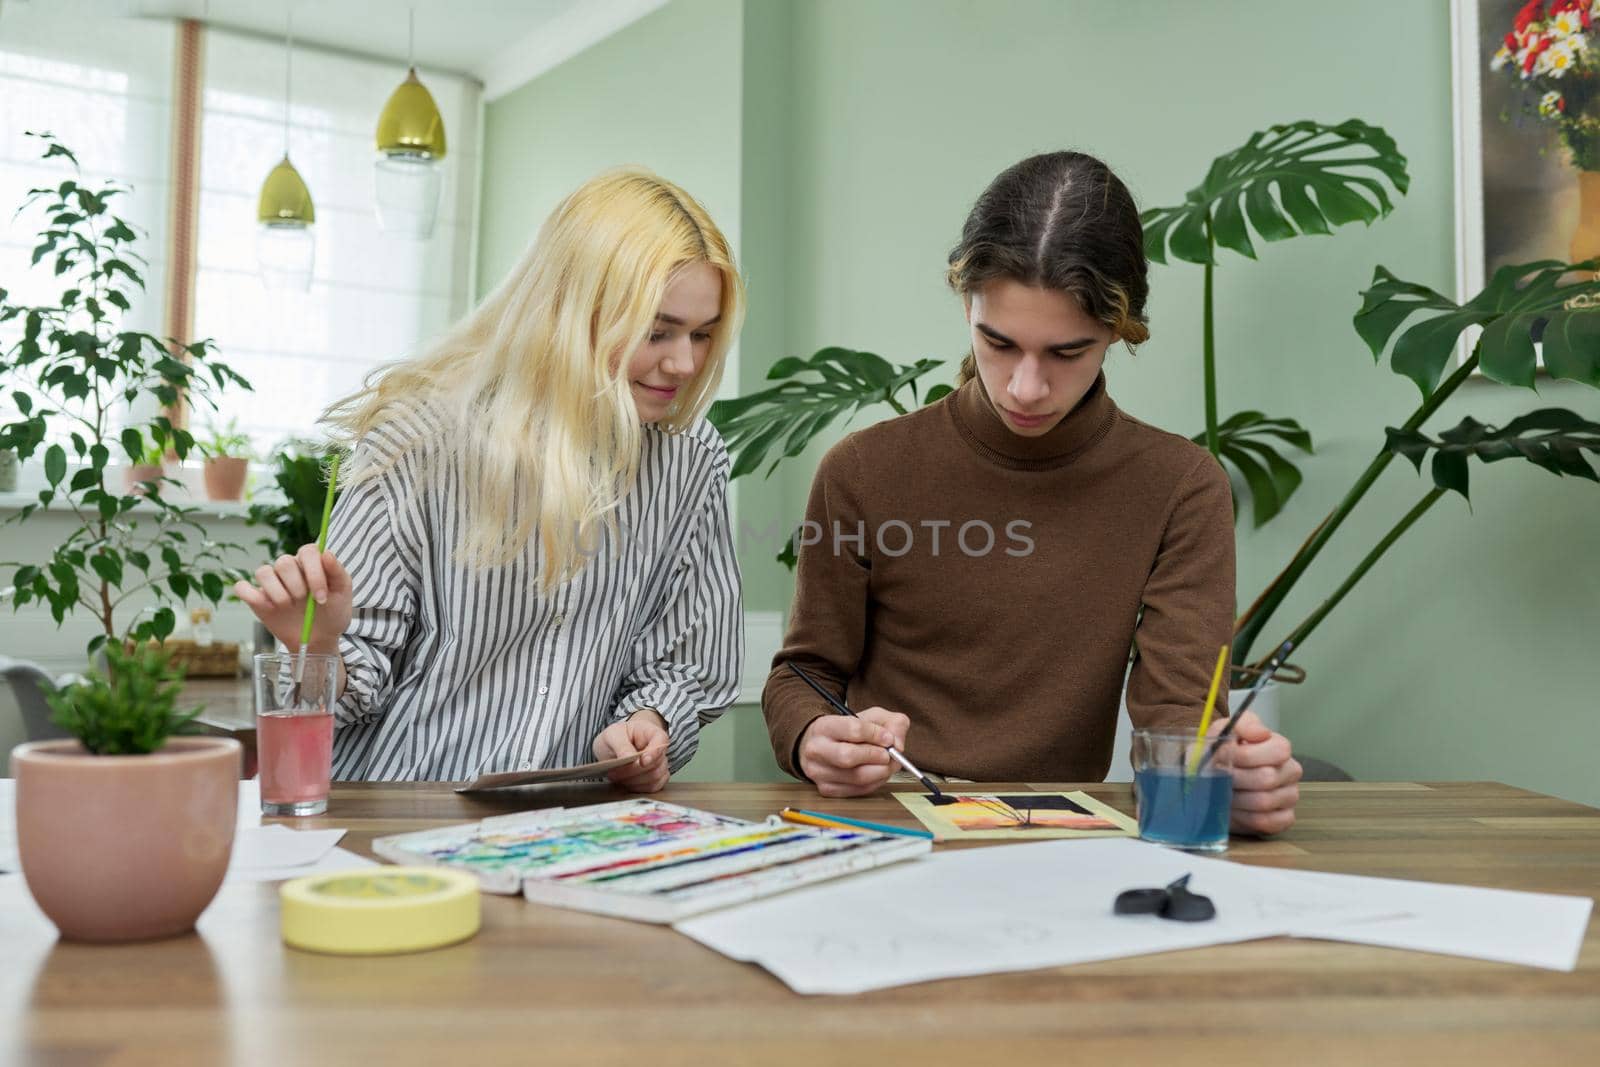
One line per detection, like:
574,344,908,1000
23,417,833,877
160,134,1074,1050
280,867,480,955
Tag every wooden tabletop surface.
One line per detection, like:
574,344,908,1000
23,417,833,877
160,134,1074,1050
4,780,1599,1066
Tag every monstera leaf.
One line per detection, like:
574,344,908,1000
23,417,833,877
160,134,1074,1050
709,347,945,480
1355,260,1600,397
1194,411,1314,526
1386,409,1600,499
1143,119,1409,265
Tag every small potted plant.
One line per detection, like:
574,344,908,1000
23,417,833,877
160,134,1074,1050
200,417,253,501
123,430,167,496
11,643,240,942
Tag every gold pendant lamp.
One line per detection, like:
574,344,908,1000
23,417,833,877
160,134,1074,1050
374,8,446,239
257,8,315,290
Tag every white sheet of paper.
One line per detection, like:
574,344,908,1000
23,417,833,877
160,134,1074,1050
225,844,376,883
675,838,1400,995
1279,867,1594,972
237,779,261,828
227,825,345,873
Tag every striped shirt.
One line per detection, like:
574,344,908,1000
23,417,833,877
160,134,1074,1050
324,412,743,782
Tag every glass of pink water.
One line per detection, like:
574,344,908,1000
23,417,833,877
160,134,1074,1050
252,652,339,816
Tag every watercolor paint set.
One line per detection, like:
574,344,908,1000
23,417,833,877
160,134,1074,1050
371,799,931,923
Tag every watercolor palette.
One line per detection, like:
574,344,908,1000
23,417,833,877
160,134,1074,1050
372,799,930,922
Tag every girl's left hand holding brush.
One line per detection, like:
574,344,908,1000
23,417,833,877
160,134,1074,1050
594,709,672,793
1213,710,1302,837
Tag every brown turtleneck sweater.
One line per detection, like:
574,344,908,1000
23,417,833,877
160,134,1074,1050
761,373,1235,782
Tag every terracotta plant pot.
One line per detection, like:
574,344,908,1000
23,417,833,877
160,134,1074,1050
12,736,241,942
202,456,249,501
124,463,164,495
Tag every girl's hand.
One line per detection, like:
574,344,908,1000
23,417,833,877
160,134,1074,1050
594,709,671,793
233,545,353,653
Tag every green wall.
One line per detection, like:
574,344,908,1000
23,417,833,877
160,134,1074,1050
733,0,800,613
480,0,1600,805
476,0,743,294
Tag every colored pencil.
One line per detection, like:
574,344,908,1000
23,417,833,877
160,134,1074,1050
780,807,936,841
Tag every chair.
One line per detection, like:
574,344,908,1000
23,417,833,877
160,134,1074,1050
0,656,73,742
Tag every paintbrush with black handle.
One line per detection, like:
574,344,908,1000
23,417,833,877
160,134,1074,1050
1196,639,1294,773
785,661,945,799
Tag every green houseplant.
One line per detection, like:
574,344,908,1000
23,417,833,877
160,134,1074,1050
1232,260,1600,671
1140,119,1410,526
199,416,253,502
12,643,241,942
122,427,167,495
44,641,201,754
707,126,1600,705
0,133,253,656
244,442,341,652
708,347,950,566
245,440,342,560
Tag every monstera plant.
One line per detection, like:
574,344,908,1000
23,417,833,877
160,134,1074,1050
1234,260,1600,669
1142,119,1411,526
710,347,949,565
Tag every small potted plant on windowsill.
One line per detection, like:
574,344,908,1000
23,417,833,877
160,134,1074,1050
123,430,168,496
10,643,240,942
200,417,253,502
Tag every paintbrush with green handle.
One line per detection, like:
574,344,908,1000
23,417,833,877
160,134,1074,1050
290,453,341,705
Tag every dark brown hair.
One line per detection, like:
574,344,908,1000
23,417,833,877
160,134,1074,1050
948,151,1149,384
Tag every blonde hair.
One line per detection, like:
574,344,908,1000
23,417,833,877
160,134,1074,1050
323,168,744,588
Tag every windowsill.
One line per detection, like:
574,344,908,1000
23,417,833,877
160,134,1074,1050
0,489,257,519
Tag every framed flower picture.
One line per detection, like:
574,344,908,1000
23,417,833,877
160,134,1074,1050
1453,0,1600,315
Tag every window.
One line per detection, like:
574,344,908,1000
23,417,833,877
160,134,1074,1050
192,29,480,455
0,10,175,454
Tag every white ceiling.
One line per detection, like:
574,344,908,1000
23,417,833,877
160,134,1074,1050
0,0,667,96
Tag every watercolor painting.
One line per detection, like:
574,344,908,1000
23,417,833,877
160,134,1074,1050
896,790,1138,841
422,801,743,874
939,795,1119,832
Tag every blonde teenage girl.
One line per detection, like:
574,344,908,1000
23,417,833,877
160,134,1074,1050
237,169,745,790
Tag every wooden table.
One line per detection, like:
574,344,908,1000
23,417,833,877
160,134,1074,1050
5,781,1599,1065
186,676,256,777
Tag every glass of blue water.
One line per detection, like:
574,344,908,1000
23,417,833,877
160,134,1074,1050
1131,729,1235,853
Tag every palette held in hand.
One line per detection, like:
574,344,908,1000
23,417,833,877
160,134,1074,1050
372,799,930,923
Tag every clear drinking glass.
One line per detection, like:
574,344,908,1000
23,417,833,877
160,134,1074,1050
253,652,338,816
1131,729,1235,853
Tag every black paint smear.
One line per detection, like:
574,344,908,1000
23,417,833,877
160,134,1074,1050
992,795,1091,814
923,794,1092,814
